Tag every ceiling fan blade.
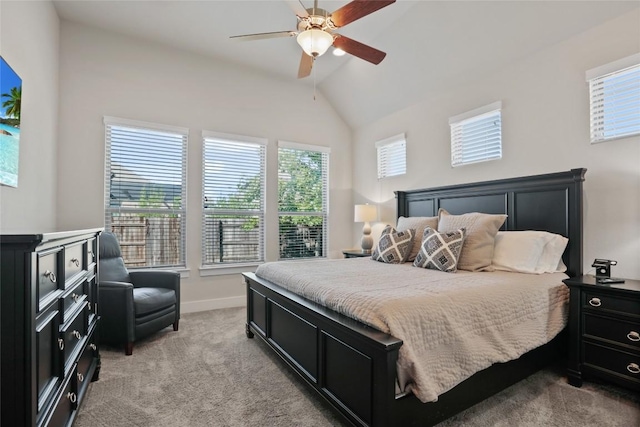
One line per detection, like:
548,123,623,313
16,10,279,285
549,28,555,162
298,52,314,78
285,0,309,18
330,0,396,28
230,31,296,41
333,35,386,64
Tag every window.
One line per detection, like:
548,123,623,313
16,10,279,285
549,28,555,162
104,117,187,268
202,132,266,265
278,141,330,259
587,54,640,143
376,133,406,179
449,101,502,167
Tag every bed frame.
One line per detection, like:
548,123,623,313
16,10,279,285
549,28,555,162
243,168,586,427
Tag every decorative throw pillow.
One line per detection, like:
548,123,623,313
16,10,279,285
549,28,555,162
371,225,415,264
437,209,507,272
396,216,439,262
413,227,466,272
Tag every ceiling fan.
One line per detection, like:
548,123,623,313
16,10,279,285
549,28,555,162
230,0,396,78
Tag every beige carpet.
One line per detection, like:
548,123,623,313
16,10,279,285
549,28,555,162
75,307,639,427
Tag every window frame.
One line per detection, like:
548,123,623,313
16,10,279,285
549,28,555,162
103,116,188,270
376,133,407,179
277,140,330,261
586,53,640,144
201,131,267,269
449,101,502,167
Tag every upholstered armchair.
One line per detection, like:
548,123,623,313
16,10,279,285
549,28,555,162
98,232,180,355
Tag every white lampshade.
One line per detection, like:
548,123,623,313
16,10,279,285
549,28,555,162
354,204,377,223
296,29,334,58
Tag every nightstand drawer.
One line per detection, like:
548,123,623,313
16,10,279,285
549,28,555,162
584,314,640,350
583,342,640,384
583,291,640,318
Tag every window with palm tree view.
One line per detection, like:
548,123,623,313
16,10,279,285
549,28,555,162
278,142,329,259
104,117,187,268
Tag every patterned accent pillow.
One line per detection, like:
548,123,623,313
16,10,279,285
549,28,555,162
371,225,415,264
413,227,466,272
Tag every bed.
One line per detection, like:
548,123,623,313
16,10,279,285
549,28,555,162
242,168,586,427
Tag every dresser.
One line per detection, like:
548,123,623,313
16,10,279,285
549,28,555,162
1,228,102,427
564,275,640,391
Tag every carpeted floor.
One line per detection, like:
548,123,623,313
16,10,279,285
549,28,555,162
75,307,639,427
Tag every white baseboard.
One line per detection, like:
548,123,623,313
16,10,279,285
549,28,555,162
181,296,246,313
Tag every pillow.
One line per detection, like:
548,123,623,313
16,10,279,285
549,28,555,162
437,209,507,272
491,231,569,274
413,227,466,272
492,231,550,274
396,216,439,262
536,233,569,273
371,225,415,264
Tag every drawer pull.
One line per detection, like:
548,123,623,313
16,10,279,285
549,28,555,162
70,258,80,267
77,372,84,383
72,330,82,340
588,297,601,307
72,293,81,303
58,338,64,350
44,270,57,283
627,363,640,374
66,392,77,403
89,343,97,351
628,331,640,342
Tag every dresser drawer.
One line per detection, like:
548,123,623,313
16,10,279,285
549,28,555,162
62,280,88,322
37,248,62,312
60,306,88,374
77,334,99,401
583,342,640,385
64,242,85,284
87,237,97,267
35,304,62,417
41,368,77,427
584,314,640,350
583,291,640,318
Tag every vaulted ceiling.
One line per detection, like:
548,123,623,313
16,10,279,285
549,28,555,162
53,1,639,128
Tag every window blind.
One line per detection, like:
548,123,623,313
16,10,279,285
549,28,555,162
450,102,502,167
278,142,330,260
587,58,640,143
104,116,187,268
202,132,266,265
376,133,406,179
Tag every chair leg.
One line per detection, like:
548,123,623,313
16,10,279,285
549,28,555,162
125,342,133,356
173,319,179,331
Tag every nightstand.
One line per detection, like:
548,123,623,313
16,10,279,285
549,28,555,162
563,275,640,391
342,249,371,258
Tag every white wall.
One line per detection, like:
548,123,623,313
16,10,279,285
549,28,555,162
56,21,353,312
0,1,59,231
352,9,640,279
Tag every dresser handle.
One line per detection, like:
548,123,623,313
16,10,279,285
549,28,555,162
77,372,84,383
66,392,77,403
89,343,97,351
588,297,601,307
628,331,640,342
44,270,57,283
627,363,640,374
70,258,80,267
72,330,82,340
58,338,64,350
72,293,80,302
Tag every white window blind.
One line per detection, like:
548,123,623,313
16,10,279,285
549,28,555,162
587,54,640,143
278,141,330,260
450,101,502,167
376,133,406,179
202,132,266,265
104,116,187,268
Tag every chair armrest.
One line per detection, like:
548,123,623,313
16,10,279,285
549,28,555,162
129,270,180,318
98,281,135,343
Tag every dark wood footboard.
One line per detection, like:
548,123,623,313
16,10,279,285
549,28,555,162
244,272,402,427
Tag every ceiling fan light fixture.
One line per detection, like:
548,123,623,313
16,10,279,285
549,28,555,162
296,29,333,58
332,47,346,56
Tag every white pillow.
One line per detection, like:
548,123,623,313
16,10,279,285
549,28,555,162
492,231,549,274
491,231,568,274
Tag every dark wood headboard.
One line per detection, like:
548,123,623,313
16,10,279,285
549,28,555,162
396,168,586,277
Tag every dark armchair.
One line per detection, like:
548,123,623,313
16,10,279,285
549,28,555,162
98,232,180,355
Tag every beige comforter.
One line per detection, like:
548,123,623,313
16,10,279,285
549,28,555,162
255,258,569,403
